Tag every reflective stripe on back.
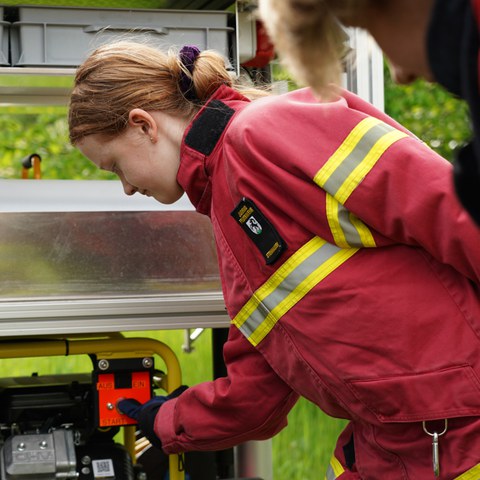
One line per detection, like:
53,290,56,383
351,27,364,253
324,455,346,480
232,236,358,346
314,117,408,203
315,116,408,247
455,462,480,479
326,194,376,248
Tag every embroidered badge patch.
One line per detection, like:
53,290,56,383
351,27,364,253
231,198,287,265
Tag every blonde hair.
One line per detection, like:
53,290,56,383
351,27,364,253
68,41,266,144
258,0,369,97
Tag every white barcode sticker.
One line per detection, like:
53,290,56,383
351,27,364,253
92,458,115,478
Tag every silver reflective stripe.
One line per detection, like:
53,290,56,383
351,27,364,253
316,117,408,247
237,240,340,338
325,465,337,480
236,299,269,340
324,456,345,479
320,120,396,198
232,236,358,346
335,201,363,247
325,194,376,248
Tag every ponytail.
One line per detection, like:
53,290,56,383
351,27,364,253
258,0,366,98
68,41,266,144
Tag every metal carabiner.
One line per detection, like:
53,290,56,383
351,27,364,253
423,419,448,477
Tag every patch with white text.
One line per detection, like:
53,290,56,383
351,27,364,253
231,198,286,265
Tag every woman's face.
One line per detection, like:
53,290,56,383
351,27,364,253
77,110,186,205
355,0,435,84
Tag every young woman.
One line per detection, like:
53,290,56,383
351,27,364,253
258,0,480,227
69,41,480,479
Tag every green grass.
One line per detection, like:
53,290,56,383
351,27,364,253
0,329,346,479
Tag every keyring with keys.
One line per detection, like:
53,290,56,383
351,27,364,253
423,419,448,478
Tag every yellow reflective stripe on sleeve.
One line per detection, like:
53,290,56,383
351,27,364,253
326,194,349,248
233,236,325,327
325,455,346,480
314,117,409,204
455,462,480,479
349,212,376,247
314,116,381,185
336,128,407,203
326,194,376,248
232,236,358,346
315,117,407,248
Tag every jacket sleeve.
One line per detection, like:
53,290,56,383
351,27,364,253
229,90,480,284
343,134,480,283
155,326,299,454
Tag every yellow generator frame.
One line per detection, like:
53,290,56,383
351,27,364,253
0,335,185,480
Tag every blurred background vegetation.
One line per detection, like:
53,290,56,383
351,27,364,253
0,105,113,179
0,64,471,180
383,65,472,160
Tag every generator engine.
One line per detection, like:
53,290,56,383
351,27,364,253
0,373,138,480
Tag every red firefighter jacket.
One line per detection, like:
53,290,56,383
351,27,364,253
156,85,480,479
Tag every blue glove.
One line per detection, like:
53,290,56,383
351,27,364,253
117,385,188,449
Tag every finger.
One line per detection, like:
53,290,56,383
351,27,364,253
117,398,142,419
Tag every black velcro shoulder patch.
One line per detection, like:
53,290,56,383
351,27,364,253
185,100,235,156
231,198,287,265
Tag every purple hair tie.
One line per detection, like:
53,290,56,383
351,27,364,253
179,45,201,101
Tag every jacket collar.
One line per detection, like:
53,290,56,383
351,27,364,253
177,85,250,215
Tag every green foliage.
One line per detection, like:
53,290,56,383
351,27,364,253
273,398,346,478
2,63,470,181
271,60,300,91
0,107,114,180
384,65,472,162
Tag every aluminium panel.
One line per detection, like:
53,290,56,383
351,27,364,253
0,180,228,336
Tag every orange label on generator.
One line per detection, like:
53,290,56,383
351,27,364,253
96,371,152,427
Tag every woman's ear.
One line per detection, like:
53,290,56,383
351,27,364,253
128,108,158,140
